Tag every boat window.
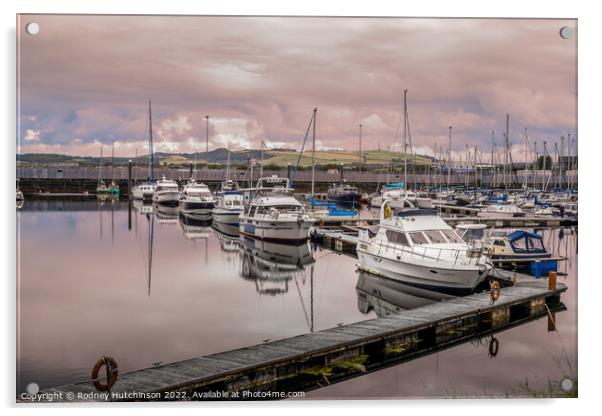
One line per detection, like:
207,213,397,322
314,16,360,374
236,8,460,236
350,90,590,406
513,238,528,251
425,230,447,244
528,236,544,251
493,240,505,247
249,206,256,217
408,232,428,245
441,229,463,244
385,230,409,246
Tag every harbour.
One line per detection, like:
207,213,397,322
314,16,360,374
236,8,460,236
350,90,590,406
14,14,579,404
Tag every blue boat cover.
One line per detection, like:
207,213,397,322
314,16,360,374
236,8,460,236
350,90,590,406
507,230,547,253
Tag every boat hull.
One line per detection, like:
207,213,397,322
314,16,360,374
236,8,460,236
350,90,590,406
212,209,242,226
329,192,360,206
239,218,314,244
356,248,487,296
179,199,214,216
153,191,180,207
132,188,155,201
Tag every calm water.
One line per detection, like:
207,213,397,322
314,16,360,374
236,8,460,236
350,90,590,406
16,198,577,398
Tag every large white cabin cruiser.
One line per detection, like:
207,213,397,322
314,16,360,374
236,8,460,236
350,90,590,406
239,176,315,244
357,193,491,295
179,179,214,218
152,176,180,207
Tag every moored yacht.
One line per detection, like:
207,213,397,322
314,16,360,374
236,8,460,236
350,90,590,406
132,183,156,201
212,190,244,225
239,176,315,244
152,176,180,207
327,181,360,206
179,179,214,219
477,204,525,218
356,193,491,295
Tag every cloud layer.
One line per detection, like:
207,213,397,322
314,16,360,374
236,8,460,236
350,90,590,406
17,15,577,160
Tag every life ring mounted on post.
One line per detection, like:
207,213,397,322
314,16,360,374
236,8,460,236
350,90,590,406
91,356,118,391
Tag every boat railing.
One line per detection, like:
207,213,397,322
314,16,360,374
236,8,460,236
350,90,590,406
372,240,484,266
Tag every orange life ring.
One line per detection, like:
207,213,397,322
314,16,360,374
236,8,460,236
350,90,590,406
91,356,118,391
489,281,501,302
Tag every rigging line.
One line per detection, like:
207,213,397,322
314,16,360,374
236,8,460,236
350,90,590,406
293,272,312,331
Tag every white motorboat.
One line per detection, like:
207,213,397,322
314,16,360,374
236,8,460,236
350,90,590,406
371,186,433,209
152,176,180,207
178,179,214,219
357,193,491,295
212,190,244,226
239,176,315,244
132,183,156,201
477,204,525,218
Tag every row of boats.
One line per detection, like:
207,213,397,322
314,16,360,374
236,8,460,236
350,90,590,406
131,172,565,297
132,175,316,244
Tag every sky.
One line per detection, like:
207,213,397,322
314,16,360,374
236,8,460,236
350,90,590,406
17,15,577,161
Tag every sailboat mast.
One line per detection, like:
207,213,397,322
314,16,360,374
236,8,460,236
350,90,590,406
491,131,494,188
205,115,210,168
148,100,154,181
111,140,115,182
403,90,408,193
358,123,362,173
524,127,529,192
98,145,102,184
447,126,452,189
226,147,230,180
504,113,510,189
311,108,317,195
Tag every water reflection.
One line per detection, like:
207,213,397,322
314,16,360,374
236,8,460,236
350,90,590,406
239,237,315,296
356,272,450,317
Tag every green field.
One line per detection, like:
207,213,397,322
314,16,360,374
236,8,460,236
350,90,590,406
262,150,433,167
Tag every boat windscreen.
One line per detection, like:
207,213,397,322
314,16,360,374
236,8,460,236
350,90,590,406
441,229,464,244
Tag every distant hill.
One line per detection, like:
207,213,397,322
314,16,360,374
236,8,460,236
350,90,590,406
17,148,435,167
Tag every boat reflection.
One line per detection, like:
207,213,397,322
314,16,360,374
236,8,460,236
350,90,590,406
153,203,179,225
179,215,212,241
215,228,240,253
212,220,239,239
239,236,315,296
132,198,153,215
356,271,452,318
